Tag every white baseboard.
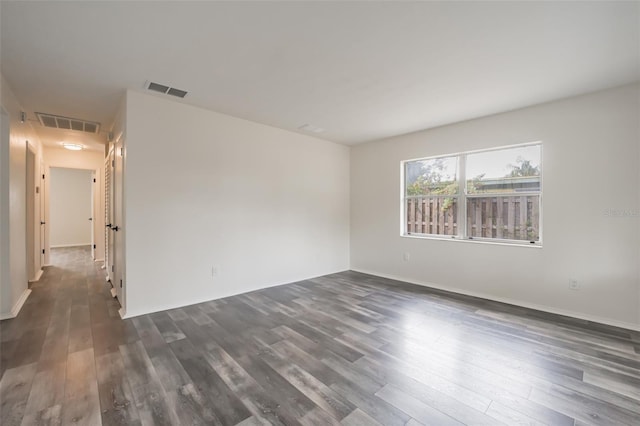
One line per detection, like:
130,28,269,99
110,288,117,298
28,269,44,283
50,243,91,248
351,268,640,332
0,289,32,320
118,307,125,318
94,258,105,262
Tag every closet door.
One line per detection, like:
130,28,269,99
105,148,115,284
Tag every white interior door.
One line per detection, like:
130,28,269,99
113,137,124,307
105,152,113,281
39,162,45,268
91,171,95,259
26,144,36,281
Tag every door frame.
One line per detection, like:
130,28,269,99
112,136,125,310
106,134,126,317
91,170,96,259
40,160,46,268
105,147,115,284
44,165,98,261
26,141,41,282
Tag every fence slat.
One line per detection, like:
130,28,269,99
507,197,516,239
416,197,423,234
408,199,415,233
447,200,454,235
520,196,527,240
496,198,504,239
475,199,482,237
531,197,539,240
483,198,490,238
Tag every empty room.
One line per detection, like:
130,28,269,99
1,1,639,425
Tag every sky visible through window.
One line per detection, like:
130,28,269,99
466,145,540,180
405,144,541,195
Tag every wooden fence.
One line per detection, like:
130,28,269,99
406,195,540,241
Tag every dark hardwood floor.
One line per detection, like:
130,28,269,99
1,247,639,425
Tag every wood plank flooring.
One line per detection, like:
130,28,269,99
1,246,639,425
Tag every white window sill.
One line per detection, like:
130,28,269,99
401,233,542,248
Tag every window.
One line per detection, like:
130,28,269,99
403,143,541,244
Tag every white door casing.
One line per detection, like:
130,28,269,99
25,143,37,281
105,150,113,282
91,171,95,259
114,137,125,309
40,161,45,268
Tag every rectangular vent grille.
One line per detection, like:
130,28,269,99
145,81,188,98
148,82,170,94
35,112,100,134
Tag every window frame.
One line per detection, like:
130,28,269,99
401,142,543,246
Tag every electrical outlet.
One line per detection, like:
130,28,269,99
569,279,579,290
211,265,220,277
403,252,410,262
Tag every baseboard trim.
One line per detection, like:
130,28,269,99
28,269,44,283
351,268,640,332
94,258,104,263
50,243,91,248
0,289,32,320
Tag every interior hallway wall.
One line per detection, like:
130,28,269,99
1,73,43,319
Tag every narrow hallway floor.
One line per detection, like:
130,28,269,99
0,247,133,425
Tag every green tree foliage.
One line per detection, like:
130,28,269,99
406,159,458,211
406,158,457,196
507,156,540,177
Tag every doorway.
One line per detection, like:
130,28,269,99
25,142,41,282
105,137,124,310
48,167,94,258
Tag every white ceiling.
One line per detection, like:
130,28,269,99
1,1,638,151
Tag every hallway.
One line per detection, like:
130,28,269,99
0,247,135,425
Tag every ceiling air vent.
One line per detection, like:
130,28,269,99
145,81,188,98
35,112,101,134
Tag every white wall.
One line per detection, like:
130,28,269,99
123,90,350,317
351,84,640,330
0,106,11,317
49,167,93,247
43,147,106,263
1,74,43,319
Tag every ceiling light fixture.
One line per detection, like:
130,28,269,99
298,124,325,134
61,142,83,151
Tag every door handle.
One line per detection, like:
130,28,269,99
106,223,112,228
89,218,93,221
112,226,120,232
40,221,45,225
